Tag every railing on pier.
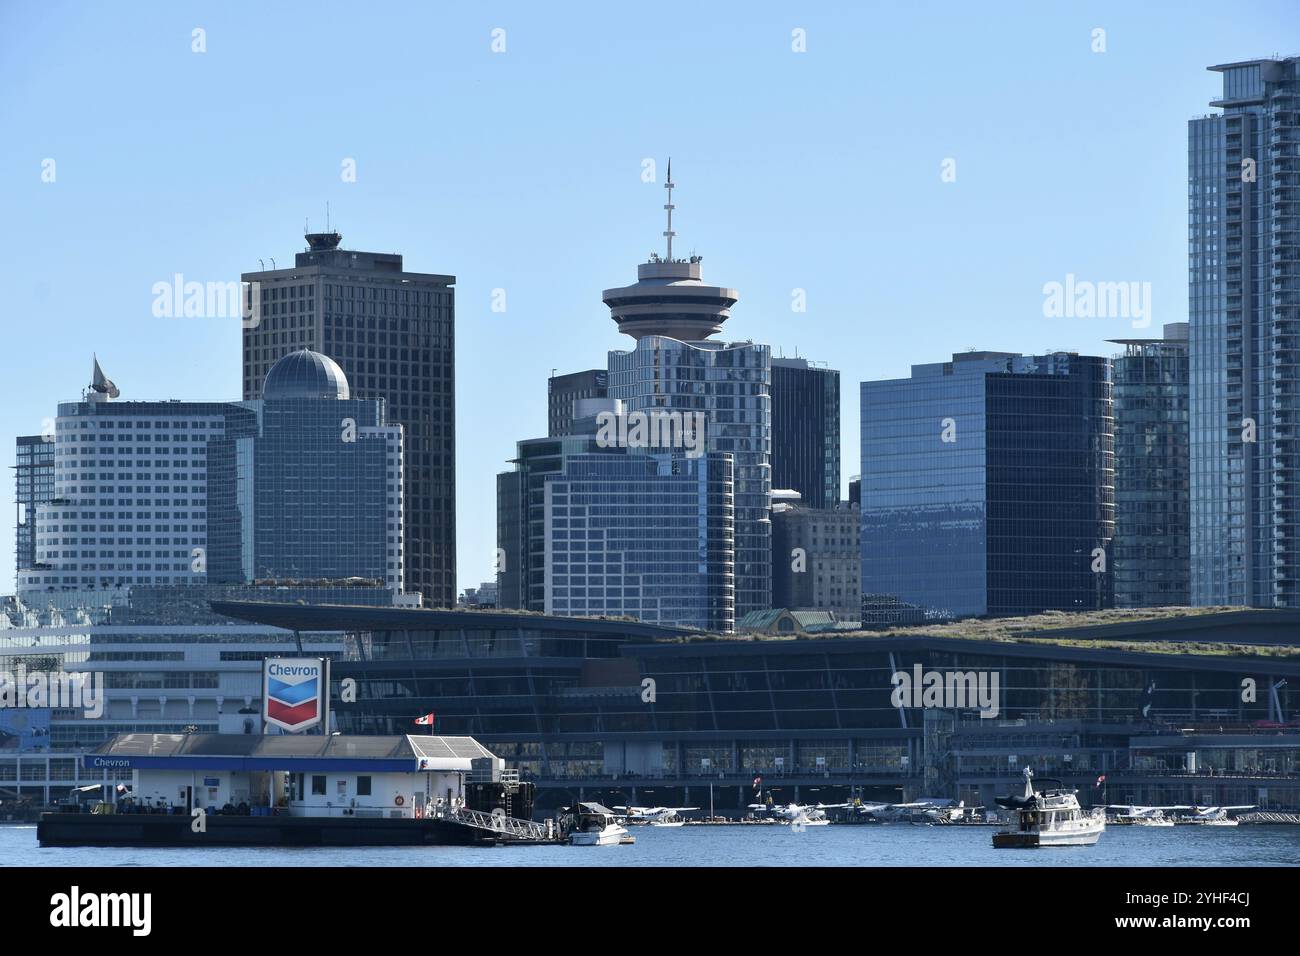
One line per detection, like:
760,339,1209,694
446,805,550,842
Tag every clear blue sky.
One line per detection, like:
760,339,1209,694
1,0,1296,592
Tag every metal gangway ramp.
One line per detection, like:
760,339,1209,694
449,805,553,843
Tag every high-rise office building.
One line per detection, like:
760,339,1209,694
242,232,456,607
1189,56,1300,606
18,372,255,594
20,354,403,596
14,433,54,583
208,350,404,590
1110,323,1191,607
495,469,525,609
860,351,1114,619
548,369,607,436
602,167,771,616
771,358,840,509
497,399,735,631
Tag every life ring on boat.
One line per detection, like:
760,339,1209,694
394,795,405,807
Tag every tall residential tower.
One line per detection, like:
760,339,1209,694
602,165,771,616
1189,57,1300,606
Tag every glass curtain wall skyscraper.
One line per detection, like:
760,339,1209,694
242,232,456,607
771,357,840,509
1189,57,1300,606
208,350,404,590
14,433,54,583
1110,324,1191,607
861,351,1114,619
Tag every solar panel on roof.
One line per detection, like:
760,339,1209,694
407,736,495,761
323,737,406,758
101,734,186,757
253,736,332,758
180,735,263,757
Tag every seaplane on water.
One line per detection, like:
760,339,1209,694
1105,804,1186,826
748,802,846,826
1180,805,1253,826
850,799,978,824
614,805,698,827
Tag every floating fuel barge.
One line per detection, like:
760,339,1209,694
37,733,549,848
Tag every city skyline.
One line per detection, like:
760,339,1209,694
4,3,1300,892
3,2,1298,592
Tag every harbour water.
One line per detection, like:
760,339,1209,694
5,822,1298,867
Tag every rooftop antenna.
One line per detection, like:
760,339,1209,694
663,157,676,261
326,201,331,233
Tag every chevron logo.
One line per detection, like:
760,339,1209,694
263,659,324,732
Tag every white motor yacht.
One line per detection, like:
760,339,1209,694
994,768,1105,848
565,803,631,846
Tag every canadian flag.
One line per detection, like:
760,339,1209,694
1094,774,1106,788
414,713,435,727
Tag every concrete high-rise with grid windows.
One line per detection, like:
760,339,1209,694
242,232,456,607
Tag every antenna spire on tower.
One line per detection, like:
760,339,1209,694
663,157,676,261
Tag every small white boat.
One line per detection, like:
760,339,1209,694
994,768,1105,848
570,822,629,845
648,819,685,828
564,803,630,846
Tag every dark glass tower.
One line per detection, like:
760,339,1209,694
1189,57,1300,606
771,358,840,509
861,351,1114,619
14,434,53,584
242,232,456,607
1110,324,1191,607
548,369,607,436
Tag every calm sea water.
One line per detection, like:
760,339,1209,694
3,822,1298,867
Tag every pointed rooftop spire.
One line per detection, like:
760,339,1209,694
663,157,676,261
